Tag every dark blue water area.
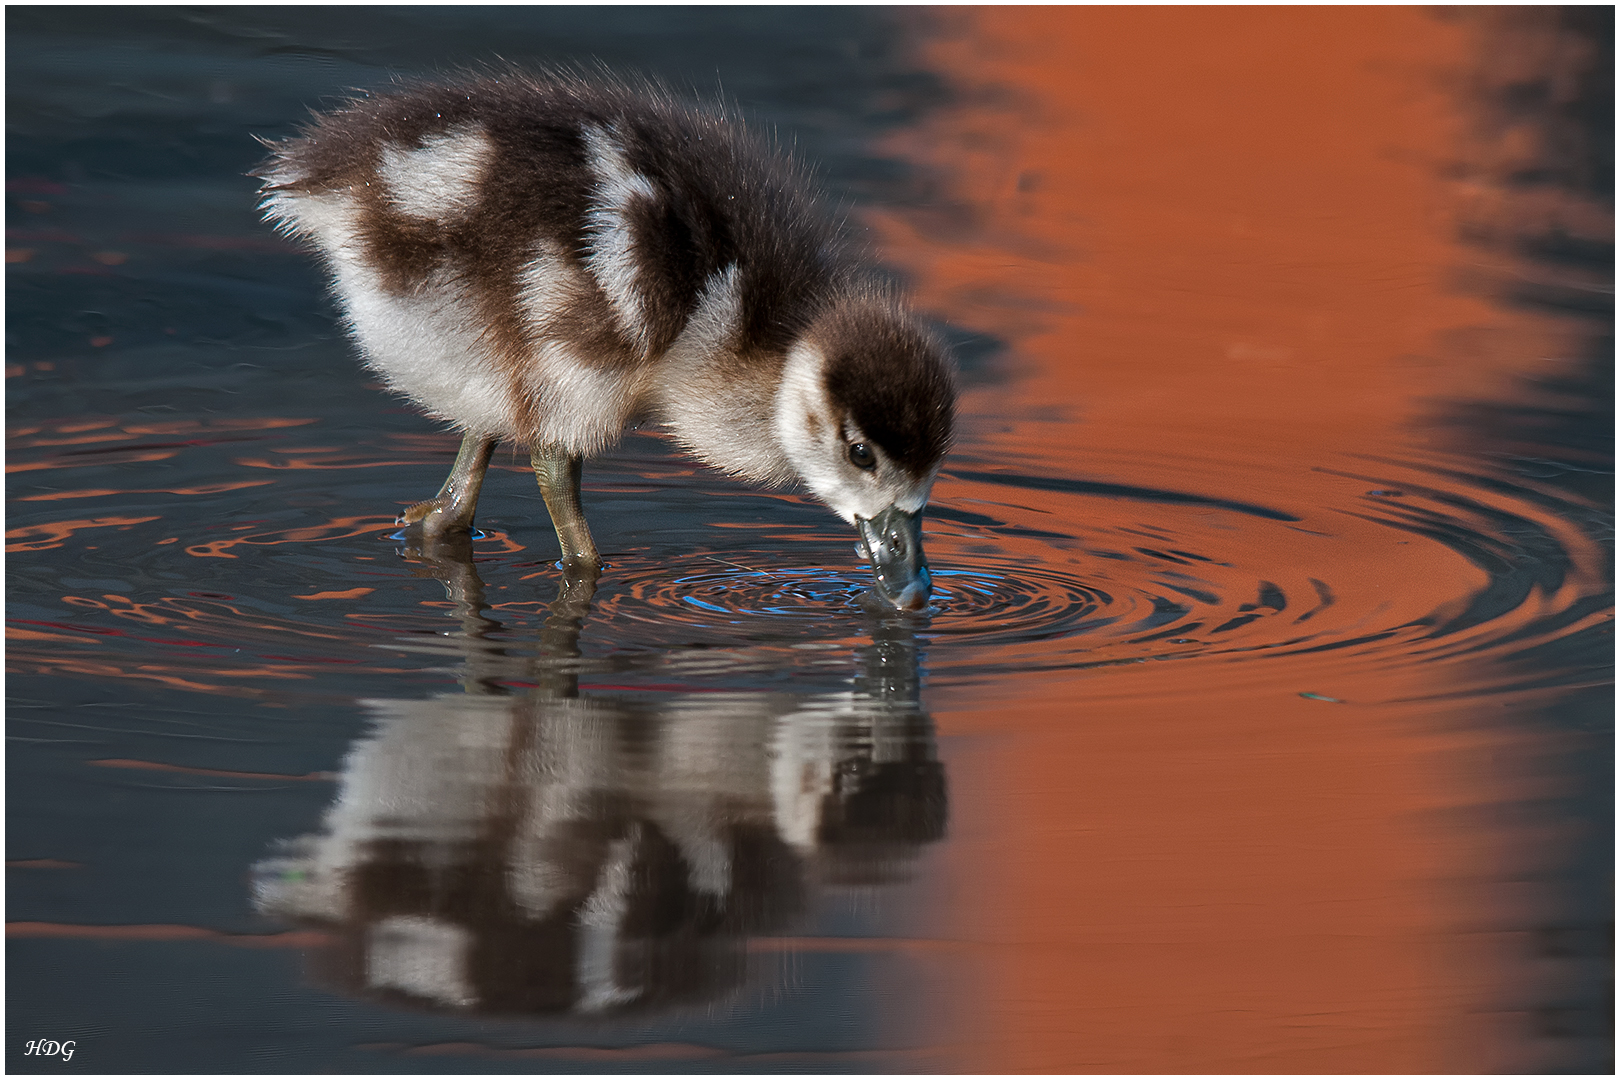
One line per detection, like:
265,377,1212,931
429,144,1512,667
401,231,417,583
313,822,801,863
6,8,968,1073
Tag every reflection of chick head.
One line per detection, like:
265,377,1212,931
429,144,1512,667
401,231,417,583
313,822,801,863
254,685,944,1017
771,701,947,886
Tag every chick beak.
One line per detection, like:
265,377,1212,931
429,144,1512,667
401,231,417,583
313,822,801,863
856,505,933,611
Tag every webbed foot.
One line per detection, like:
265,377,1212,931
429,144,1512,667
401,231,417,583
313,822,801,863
396,432,498,543
397,495,469,540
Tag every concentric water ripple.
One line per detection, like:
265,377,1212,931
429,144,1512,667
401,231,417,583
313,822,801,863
590,542,1288,675
562,449,1610,696
600,555,1112,637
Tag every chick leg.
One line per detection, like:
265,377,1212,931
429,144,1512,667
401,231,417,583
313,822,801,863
398,432,497,539
531,444,601,572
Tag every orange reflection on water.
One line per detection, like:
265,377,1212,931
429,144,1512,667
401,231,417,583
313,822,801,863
878,8,1586,1072
6,449,178,474
8,654,305,697
7,415,316,450
183,515,398,559
15,480,276,501
881,7,1583,452
6,515,161,552
292,587,376,601
6,416,321,480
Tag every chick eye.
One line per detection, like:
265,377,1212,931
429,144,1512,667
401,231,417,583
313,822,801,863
847,442,877,471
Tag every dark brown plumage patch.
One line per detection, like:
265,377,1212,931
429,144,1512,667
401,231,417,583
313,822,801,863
812,294,956,480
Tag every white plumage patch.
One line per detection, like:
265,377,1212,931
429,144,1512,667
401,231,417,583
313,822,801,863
581,124,659,357
655,265,794,485
376,124,492,222
259,178,350,248
671,264,741,360
345,265,518,437
526,340,650,455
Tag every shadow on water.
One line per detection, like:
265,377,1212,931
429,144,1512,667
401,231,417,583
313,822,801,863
250,552,946,1020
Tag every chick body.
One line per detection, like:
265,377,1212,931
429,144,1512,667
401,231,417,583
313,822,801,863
258,74,954,607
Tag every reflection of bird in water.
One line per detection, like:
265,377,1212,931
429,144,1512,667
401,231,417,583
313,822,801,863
252,550,946,1016
256,73,955,609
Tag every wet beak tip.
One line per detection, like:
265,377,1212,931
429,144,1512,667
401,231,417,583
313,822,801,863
888,566,932,611
895,586,929,611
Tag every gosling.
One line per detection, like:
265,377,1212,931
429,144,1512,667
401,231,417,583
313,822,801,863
256,73,955,610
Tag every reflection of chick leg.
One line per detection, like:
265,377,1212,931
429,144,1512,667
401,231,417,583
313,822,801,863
394,527,516,694
393,457,604,699
574,824,643,1013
